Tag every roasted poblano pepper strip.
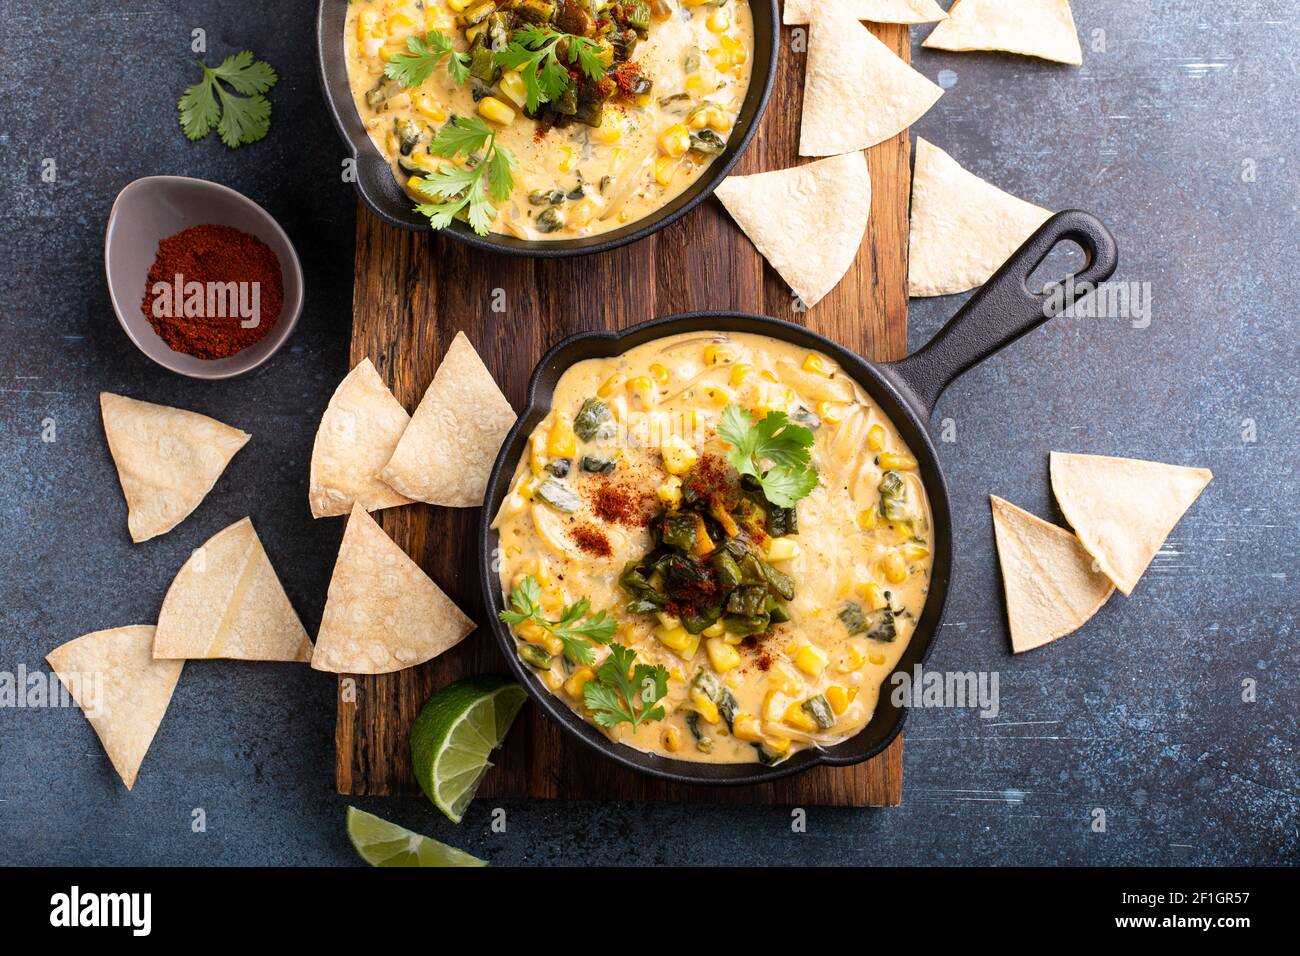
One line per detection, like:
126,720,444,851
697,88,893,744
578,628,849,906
717,687,738,732
536,477,580,512
580,455,615,474
865,607,897,642
518,643,554,670
802,695,835,730
573,397,613,441
879,470,910,521
767,504,798,538
711,550,743,590
839,601,868,635
726,585,769,618
689,129,726,155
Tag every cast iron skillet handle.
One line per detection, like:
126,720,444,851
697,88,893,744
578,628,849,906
882,209,1118,418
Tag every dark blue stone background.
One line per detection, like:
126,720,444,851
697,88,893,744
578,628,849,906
1,1,1295,866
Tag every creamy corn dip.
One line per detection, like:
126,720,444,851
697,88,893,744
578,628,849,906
492,332,934,764
345,0,755,240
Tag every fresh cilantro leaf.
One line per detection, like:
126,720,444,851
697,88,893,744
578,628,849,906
718,404,819,508
494,24,606,114
412,117,515,236
177,51,277,148
385,31,471,88
498,575,617,666
582,644,670,730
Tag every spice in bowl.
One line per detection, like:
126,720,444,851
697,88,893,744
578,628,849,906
142,224,283,359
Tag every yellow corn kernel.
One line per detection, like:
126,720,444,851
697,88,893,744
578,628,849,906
690,690,720,724
706,637,741,674
825,685,857,716
661,725,682,752
802,353,831,375
357,10,383,42
558,145,576,173
857,507,878,530
598,373,625,398
528,431,548,476
402,175,429,201
537,632,565,657
794,644,829,678
547,416,577,457
729,363,753,385
707,8,732,32
761,689,784,722
498,70,528,109
654,154,679,186
660,436,699,475
654,625,700,660
414,95,447,123
878,452,918,470
867,423,887,452
689,104,722,130
656,476,683,508
701,620,726,639
648,362,670,385
818,401,847,424
592,112,625,144
685,72,718,95
703,343,736,365
765,538,800,562
542,670,564,691
859,581,889,611
868,650,887,666
783,702,819,732
657,611,682,630
719,33,748,69
902,542,931,562
424,8,451,31
836,641,867,673
515,619,545,643
477,96,516,126
882,551,909,584
732,714,763,742
386,13,416,37
627,374,657,406
760,734,791,757
446,0,474,10
658,123,691,158
564,667,596,699
681,0,711,7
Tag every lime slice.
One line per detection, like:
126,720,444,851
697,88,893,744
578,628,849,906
345,806,486,867
409,675,526,823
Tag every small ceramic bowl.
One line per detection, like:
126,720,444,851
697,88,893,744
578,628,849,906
104,176,304,379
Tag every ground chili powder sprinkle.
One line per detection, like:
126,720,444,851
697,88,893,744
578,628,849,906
572,524,613,557
142,224,283,359
589,478,653,527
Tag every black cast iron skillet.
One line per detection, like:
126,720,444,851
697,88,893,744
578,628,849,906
480,210,1118,785
316,0,779,258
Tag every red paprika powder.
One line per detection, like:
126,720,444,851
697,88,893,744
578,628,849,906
142,224,283,359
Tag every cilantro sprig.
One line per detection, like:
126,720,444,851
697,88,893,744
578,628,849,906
178,51,277,148
412,116,517,235
494,23,607,114
718,404,819,508
582,644,670,731
384,30,470,88
499,575,617,665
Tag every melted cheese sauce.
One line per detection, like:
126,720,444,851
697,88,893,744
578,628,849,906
344,1,755,240
493,332,934,764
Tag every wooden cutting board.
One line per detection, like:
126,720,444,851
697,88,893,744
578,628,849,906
338,19,911,806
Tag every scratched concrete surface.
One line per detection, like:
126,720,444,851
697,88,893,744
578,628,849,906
0,0,1295,866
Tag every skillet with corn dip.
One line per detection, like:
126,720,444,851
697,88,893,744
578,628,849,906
344,0,755,239
492,333,934,764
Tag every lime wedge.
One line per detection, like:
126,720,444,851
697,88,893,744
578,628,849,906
345,806,486,867
409,675,526,823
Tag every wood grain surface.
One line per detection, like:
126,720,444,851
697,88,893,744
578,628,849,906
339,17,912,806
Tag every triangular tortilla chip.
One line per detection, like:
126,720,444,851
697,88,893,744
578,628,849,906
908,138,1052,297
990,496,1114,654
100,392,249,543
1050,452,1212,596
310,358,414,518
715,152,872,308
784,0,947,25
381,332,516,507
154,517,313,661
800,6,942,157
46,625,183,789
312,504,475,674
923,0,1083,66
